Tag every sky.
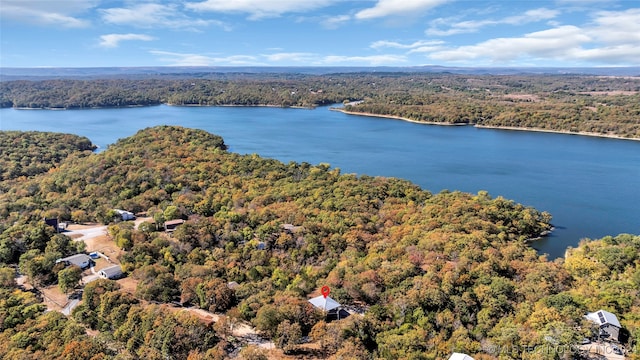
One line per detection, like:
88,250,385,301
1,0,639,68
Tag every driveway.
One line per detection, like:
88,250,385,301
65,226,107,242
61,298,80,316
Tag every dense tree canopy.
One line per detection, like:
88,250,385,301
0,127,637,359
0,131,95,181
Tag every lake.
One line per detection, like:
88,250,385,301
1,105,639,259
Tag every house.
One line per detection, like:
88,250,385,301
308,295,348,320
448,353,474,360
56,254,92,269
115,209,135,221
586,310,622,341
98,265,123,280
164,219,185,233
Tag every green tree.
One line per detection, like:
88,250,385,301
58,265,82,293
275,320,302,354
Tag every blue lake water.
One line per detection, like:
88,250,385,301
1,105,639,259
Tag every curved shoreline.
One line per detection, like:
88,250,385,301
330,108,467,126
332,108,640,142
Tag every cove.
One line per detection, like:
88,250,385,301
1,105,639,259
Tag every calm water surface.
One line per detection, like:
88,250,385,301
2,105,639,259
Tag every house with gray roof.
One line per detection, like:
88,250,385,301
56,254,92,269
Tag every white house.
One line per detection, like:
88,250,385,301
449,353,474,360
586,309,622,341
56,254,92,269
98,265,123,280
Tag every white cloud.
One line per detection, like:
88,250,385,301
589,8,640,44
185,0,336,19
427,8,640,66
150,50,260,66
262,52,317,62
427,8,560,36
355,0,451,20
150,49,408,66
322,15,351,29
320,54,408,65
101,3,228,30
0,0,97,27
371,40,443,50
431,26,590,62
99,34,155,48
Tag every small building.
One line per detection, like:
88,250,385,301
586,309,622,341
227,281,240,290
115,209,135,221
449,353,474,360
281,224,303,233
98,265,123,280
308,295,348,320
44,217,60,233
56,254,92,269
164,219,185,233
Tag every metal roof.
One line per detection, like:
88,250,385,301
58,254,91,267
99,265,123,278
586,310,622,328
308,295,341,311
449,353,474,360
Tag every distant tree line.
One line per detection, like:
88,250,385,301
1,73,639,138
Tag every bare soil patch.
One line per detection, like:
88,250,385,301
40,285,70,311
502,94,541,102
116,277,138,294
579,90,639,95
84,234,122,261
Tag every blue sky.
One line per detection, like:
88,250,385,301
1,0,639,68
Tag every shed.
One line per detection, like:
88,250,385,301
449,353,474,360
164,219,185,232
115,209,135,221
586,310,622,341
98,265,123,280
44,217,59,233
56,254,92,269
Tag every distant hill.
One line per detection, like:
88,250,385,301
1,65,639,80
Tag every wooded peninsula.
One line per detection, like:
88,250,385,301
0,127,638,359
1,72,639,139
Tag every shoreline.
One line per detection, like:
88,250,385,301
166,103,314,110
7,103,314,111
331,108,467,126
473,125,640,142
333,108,640,142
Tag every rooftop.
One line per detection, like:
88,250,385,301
586,310,622,328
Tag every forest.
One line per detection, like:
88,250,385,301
0,127,638,359
1,73,639,138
